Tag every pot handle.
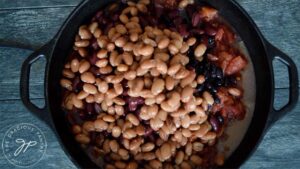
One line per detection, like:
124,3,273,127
265,40,299,128
20,40,54,127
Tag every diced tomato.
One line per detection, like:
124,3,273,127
225,56,247,75
221,102,245,120
218,52,234,72
215,28,224,41
200,7,218,21
213,88,245,120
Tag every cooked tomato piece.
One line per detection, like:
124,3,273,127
225,56,247,75
218,52,234,72
200,7,218,21
221,102,245,120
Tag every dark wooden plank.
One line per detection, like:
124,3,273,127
0,89,299,168
237,0,300,89
0,99,76,169
0,0,80,9
0,7,75,49
243,89,300,169
0,48,44,100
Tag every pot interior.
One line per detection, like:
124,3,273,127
47,0,272,168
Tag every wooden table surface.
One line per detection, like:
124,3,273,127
0,0,299,168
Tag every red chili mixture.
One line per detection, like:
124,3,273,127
60,0,247,168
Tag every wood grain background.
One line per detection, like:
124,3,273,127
0,0,299,169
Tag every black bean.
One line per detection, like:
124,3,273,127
216,112,224,125
215,67,223,79
215,79,223,87
160,15,173,27
210,87,217,94
213,95,221,104
207,36,216,48
224,76,237,86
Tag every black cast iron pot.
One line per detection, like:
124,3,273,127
19,0,298,168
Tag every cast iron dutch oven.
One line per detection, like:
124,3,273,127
18,0,298,168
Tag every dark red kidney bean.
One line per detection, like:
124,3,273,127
150,15,159,26
177,24,189,38
122,89,129,97
90,38,99,50
192,13,201,27
143,119,150,125
72,76,83,93
191,29,204,35
94,103,102,114
154,3,164,18
173,17,183,25
86,103,95,114
67,108,83,125
95,11,103,20
89,131,98,144
205,25,217,36
144,126,154,137
168,9,180,19
112,13,120,21
134,108,143,121
139,15,149,28
185,4,197,18
104,22,114,35
89,66,103,77
88,52,98,65
209,115,220,132
128,101,138,111
121,80,128,89
91,11,103,22
101,16,109,25
67,50,80,62
169,27,177,32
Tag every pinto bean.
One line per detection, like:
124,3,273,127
203,91,214,105
78,60,90,73
151,78,165,95
126,114,140,126
181,86,194,103
83,83,97,94
75,133,90,144
160,143,172,161
112,126,122,138
141,143,155,152
60,79,72,91
139,45,154,56
194,43,207,57
81,72,95,84
94,119,108,131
